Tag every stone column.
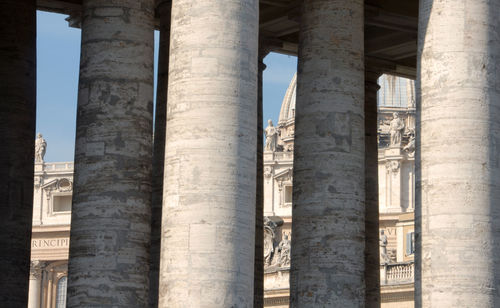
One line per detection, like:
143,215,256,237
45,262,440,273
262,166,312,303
416,0,500,306
365,70,381,308
254,49,267,308
158,0,258,306
28,261,44,308
149,1,171,307
0,0,36,306
67,1,155,306
290,0,365,306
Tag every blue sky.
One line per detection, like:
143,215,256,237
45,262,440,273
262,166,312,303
36,11,297,162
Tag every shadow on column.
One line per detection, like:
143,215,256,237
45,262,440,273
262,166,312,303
149,1,171,307
0,0,36,306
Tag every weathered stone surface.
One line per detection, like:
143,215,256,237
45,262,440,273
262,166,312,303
290,0,365,306
365,70,381,308
416,0,500,306
149,1,170,307
159,0,258,307
67,0,155,306
0,0,36,306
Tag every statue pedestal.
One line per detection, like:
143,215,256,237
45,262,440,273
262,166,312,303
34,162,44,172
385,146,402,157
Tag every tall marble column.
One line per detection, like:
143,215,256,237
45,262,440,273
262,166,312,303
67,0,155,306
290,0,365,306
149,1,171,307
416,0,500,306
0,0,36,306
254,49,267,308
27,261,44,308
159,0,258,306
365,70,381,308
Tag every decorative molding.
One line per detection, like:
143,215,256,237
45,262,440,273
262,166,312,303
386,161,400,173
264,296,290,306
29,260,45,280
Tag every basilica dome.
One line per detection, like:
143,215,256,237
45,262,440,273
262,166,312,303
278,73,296,126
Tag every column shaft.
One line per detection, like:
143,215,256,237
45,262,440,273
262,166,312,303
416,0,500,306
290,0,365,306
0,0,36,306
159,0,258,306
365,70,381,308
67,0,155,306
149,1,171,307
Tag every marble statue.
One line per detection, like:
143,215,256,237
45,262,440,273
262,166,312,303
403,130,415,154
35,133,47,163
389,112,405,146
277,234,291,267
265,119,279,152
380,230,390,263
264,217,278,266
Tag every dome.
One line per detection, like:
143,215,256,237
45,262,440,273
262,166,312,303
278,73,297,125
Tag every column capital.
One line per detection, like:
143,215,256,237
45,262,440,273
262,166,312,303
29,260,45,280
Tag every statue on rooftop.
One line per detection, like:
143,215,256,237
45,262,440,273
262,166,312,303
389,112,405,146
265,119,279,152
35,133,47,163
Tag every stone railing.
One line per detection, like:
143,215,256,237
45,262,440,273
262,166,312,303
381,261,414,285
272,151,293,161
43,162,74,172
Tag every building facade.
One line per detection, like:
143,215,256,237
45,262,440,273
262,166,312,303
263,74,416,307
28,152,73,308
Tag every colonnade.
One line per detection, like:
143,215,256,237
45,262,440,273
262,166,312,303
0,0,499,307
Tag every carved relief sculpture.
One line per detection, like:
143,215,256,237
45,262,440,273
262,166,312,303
386,161,400,173
403,129,415,155
264,217,278,266
277,234,291,267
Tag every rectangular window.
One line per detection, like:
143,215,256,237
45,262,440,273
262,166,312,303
284,186,293,204
53,195,72,213
406,232,415,255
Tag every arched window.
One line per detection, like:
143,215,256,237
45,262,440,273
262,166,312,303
56,276,67,308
